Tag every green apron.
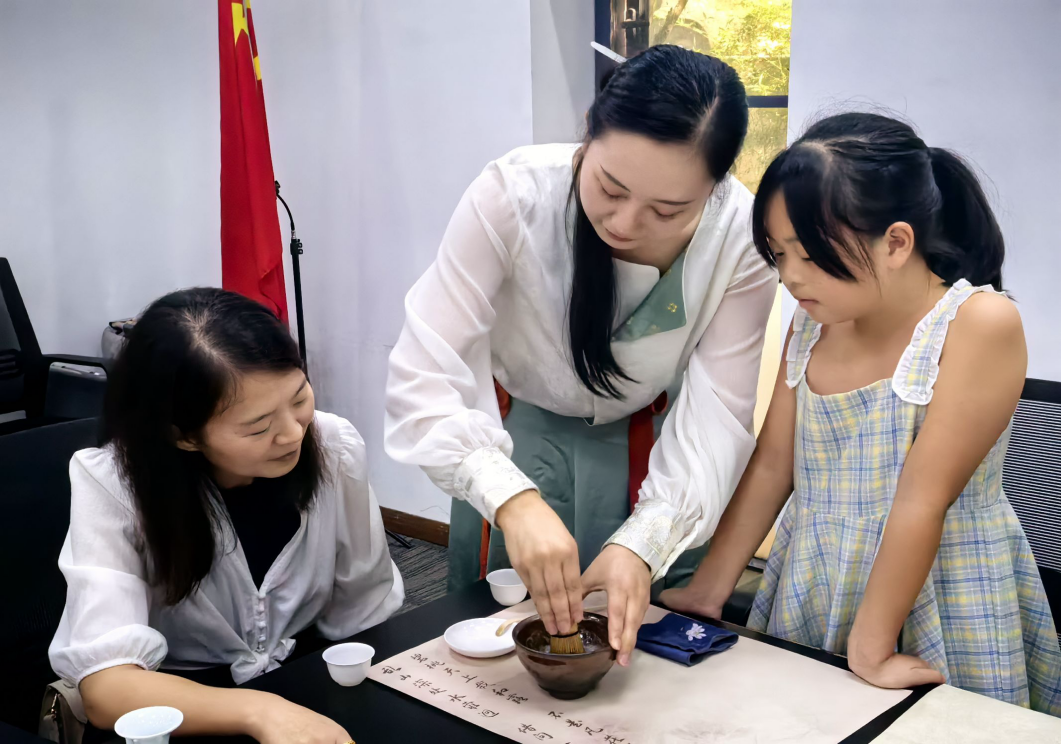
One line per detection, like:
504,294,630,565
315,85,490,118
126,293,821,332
447,396,706,596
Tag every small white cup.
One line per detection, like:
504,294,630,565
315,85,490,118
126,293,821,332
486,568,528,606
114,706,183,744
323,642,375,687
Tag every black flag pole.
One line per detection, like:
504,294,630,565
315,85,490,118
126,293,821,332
275,180,307,366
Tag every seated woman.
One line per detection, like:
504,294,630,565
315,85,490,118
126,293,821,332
49,288,404,744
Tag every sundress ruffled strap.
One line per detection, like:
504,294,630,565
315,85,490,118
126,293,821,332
891,279,1004,405
784,305,822,389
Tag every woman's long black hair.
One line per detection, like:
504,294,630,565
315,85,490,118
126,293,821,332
752,112,1005,290
103,287,323,605
568,44,748,398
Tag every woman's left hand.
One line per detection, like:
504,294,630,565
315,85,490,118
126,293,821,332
581,545,651,667
848,650,945,689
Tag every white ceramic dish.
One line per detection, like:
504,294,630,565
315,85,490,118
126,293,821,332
323,642,375,686
486,568,528,606
445,617,517,658
114,706,183,744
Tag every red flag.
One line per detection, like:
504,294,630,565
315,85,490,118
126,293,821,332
218,0,288,321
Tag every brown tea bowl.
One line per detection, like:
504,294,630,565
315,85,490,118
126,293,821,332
512,613,617,700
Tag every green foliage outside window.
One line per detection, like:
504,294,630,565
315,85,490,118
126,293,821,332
651,0,790,96
614,0,792,190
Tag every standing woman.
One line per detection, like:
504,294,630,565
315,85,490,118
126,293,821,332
385,45,776,665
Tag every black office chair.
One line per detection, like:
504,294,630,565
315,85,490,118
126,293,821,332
0,417,101,732
0,258,110,435
1002,378,1061,647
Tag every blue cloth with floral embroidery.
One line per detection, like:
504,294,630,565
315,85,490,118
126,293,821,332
635,613,738,666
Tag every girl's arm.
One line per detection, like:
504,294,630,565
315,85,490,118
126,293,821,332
659,322,797,618
848,294,1027,689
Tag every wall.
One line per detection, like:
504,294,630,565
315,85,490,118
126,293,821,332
0,2,222,353
787,0,1061,380
0,0,543,522
530,0,596,144
12,1,1053,522
258,1,536,522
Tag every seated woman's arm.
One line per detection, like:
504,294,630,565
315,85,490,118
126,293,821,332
51,452,350,744
80,666,346,741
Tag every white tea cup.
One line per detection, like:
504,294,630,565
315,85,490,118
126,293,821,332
486,568,528,606
323,642,375,687
114,706,183,744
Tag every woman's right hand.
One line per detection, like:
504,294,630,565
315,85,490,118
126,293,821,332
495,490,583,636
248,695,353,744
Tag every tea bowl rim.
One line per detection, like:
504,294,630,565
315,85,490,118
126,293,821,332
512,612,617,660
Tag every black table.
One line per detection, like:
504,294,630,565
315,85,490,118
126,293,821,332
100,583,930,743
0,720,51,743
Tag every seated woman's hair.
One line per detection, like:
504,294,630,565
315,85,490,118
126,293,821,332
104,287,323,604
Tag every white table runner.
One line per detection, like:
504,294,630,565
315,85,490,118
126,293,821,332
872,684,1061,743
368,594,909,743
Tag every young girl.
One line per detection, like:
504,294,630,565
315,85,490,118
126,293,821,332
661,112,1061,713
49,288,404,743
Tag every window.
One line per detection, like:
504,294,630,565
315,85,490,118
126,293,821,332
601,0,792,192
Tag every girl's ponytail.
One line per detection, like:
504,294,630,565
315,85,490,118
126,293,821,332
928,147,1005,291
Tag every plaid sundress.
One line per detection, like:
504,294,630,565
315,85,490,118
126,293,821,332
748,279,1061,714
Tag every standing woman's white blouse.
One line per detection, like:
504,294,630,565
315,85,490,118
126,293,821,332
385,144,777,578
49,412,404,686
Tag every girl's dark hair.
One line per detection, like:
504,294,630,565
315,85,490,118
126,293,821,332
752,112,1004,291
103,287,322,605
569,45,749,398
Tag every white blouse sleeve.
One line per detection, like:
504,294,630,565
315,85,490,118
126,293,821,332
384,164,537,526
606,246,778,579
48,450,168,686
316,418,405,639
